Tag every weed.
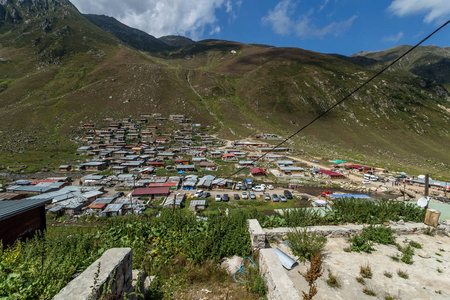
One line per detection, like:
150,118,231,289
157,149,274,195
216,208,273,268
397,244,414,264
356,276,365,285
390,255,400,262
424,227,436,236
385,296,395,300
363,286,377,296
326,270,340,288
437,268,443,273
302,252,323,300
348,235,374,253
383,271,392,278
348,225,395,253
439,248,445,252
436,252,442,256
343,246,352,252
436,259,442,263
360,264,373,279
408,241,422,249
287,228,327,262
397,270,409,279
435,290,442,294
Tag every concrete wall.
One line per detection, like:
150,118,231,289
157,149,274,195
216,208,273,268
53,248,140,300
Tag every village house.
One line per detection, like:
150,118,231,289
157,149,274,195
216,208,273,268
131,187,170,200
318,170,345,179
82,161,108,172
260,147,290,153
222,153,236,161
59,165,72,172
176,165,196,172
148,161,165,168
199,162,216,170
250,168,266,177
156,138,170,144
175,159,190,165
238,161,256,168
170,114,186,122
278,166,305,175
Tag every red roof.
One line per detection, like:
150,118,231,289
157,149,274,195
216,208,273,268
132,187,170,196
175,159,190,163
250,168,266,174
222,154,235,157
148,183,178,188
319,170,343,177
88,203,107,209
31,179,59,185
148,162,165,165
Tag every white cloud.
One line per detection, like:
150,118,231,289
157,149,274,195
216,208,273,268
388,0,450,23
262,0,357,39
261,0,295,36
71,0,238,40
382,31,404,42
295,14,357,39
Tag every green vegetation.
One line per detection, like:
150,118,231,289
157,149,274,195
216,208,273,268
356,277,365,284
302,252,323,300
397,244,414,264
286,228,327,262
0,210,263,299
397,270,409,279
384,271,393,278
348,225,396,253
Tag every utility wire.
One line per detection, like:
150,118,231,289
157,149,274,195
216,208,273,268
219,19,450,183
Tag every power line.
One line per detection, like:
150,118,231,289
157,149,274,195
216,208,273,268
219,19,450,182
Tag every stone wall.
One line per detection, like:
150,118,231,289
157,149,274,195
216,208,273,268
247,219,431,248
53,248,142,300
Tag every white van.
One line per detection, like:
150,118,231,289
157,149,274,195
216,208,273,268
364,174,371,180
252,185,265,192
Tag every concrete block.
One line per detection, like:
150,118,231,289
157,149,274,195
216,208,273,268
259,248,299,300
53,248,132,300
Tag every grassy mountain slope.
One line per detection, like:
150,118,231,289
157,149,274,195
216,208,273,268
0,2,449,177
83,14,171,52
350,45,450,91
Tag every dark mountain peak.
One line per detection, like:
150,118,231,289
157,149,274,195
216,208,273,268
158,35,194,47
84,13,170,52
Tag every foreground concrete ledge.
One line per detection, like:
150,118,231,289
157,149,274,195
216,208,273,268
259,248,299,300
248,219,266,249
53,248,133,300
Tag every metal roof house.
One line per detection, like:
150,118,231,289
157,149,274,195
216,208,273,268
0,198,52,246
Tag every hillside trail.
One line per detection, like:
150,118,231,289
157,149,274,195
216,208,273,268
186,70,236,135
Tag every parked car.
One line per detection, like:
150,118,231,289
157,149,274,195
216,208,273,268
215,194,221,202
235,184,241,190
249,190,256,199
284,190,293,199
242,191,248,199
272,194,279,202
241,185,247,191
267,185,274,190
223,194,229,202
194,190,204,197
252,185,265,192
280,195,287,202
362,180,371,184
201,192,211,198
264,193,271,201
234,194,240,200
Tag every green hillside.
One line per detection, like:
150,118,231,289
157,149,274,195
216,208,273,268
0,1,449,178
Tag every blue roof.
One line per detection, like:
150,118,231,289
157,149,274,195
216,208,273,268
330,194,372,199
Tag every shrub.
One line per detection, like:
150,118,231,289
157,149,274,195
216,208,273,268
348,225,396,253
287,228,327,261
349,235,374,253
356,277,365,284
408,241,422,249
384,271,392,278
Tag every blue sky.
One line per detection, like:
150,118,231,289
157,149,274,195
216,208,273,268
72,0,450,56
